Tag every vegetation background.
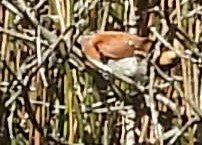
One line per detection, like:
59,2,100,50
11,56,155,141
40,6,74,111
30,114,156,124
0,0,202,145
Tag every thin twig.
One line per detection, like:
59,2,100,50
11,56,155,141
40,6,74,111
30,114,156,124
168,116,200,145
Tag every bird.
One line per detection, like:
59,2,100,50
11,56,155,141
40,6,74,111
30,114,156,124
79,31,179,79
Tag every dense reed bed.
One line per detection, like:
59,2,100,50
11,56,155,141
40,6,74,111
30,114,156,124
0,0,202,144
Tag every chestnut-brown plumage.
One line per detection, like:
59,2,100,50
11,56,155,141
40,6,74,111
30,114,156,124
80,31,153,60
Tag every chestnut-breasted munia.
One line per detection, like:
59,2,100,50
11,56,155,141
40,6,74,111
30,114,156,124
79,31,178,79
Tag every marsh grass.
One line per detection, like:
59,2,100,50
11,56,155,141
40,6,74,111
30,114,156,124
0,0,202,145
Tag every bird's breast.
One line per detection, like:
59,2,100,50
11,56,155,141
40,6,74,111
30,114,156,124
107,56,148,80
